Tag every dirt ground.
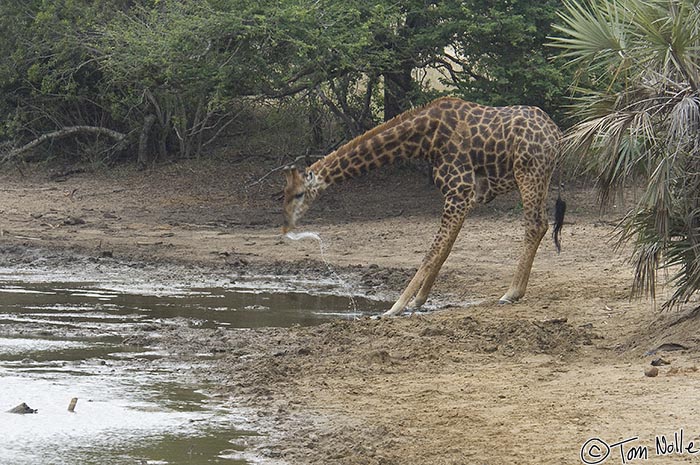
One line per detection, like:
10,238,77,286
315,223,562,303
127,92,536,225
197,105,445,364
3,157,700,465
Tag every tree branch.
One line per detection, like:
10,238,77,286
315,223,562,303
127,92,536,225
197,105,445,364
315,86,359,136
1,126,127,164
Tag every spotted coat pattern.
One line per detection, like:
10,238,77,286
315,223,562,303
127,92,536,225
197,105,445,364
283,97,562,316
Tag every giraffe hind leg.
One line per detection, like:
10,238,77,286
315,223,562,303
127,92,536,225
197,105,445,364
499,176,550,304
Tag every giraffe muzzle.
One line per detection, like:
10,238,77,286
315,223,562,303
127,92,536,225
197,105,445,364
282,217,296,234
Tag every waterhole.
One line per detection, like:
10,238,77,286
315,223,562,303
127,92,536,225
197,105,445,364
0,263,389,465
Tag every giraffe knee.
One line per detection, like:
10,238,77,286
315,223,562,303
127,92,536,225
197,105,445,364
526,225,547,242
526,216,548,240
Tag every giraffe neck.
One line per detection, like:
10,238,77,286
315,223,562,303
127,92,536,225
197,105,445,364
309,107,432,188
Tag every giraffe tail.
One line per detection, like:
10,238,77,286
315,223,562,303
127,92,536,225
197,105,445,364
552,194,566,254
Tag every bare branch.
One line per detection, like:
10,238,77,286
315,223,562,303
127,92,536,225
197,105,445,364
1,126,127,164
244,155,322,189
316,86,358,136
431,58,461,83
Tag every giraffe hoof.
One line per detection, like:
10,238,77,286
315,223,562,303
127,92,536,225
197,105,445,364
498,297,515,305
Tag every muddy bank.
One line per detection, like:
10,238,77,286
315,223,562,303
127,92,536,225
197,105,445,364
164,300,700,465
4,161,700,464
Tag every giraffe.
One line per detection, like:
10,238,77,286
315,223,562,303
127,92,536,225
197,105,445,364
282,97,564,316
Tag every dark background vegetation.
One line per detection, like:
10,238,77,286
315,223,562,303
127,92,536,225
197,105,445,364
0,0,569,167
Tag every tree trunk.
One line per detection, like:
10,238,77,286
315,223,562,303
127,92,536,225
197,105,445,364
382,8,426,122
383,68,414,121
137,114,157,170
308,96,325,149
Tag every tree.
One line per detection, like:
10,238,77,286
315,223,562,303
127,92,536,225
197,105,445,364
550,0,700,307
247,0,570,130
0,1,122,158
0,1,262,164
450,0,568,121
95,2,259,161
0,0,572,163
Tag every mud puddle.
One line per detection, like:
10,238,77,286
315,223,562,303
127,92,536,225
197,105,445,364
0,264,389,465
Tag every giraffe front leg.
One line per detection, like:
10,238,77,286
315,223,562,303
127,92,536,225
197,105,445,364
384,269,429,316
410,201,476,309
384,198,470,316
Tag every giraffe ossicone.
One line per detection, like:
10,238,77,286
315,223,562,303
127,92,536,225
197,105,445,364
282,97,565,316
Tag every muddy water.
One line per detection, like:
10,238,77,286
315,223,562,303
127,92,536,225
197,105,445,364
0,265,387,465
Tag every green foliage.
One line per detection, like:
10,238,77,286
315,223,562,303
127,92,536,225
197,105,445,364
0,0,572,162
0,1,110,139
551,0,700,307
235,0,572,126
95,2,260,158
451,0,570,122
0,0,156,165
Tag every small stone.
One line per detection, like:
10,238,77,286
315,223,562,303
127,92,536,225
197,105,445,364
645,366,659,377
8,402,37,414
63,216,86,226
297,347,312,356
366,349,392,364
482,344,499,353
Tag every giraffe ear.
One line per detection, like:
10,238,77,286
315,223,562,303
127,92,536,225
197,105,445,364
283,166,302,184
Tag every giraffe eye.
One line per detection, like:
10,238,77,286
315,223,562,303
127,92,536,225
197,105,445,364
294,192,305,199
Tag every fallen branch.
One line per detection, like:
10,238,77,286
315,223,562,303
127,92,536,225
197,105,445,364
1,126,128,164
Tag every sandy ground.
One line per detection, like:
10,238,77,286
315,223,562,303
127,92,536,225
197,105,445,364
3,158,700,465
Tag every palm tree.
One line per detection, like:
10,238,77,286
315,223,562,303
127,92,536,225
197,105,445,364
550,0,700,307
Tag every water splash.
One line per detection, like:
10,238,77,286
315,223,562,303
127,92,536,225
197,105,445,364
284,231,321,241
284,231,358,315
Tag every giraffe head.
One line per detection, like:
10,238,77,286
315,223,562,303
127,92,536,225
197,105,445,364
282,166,324,233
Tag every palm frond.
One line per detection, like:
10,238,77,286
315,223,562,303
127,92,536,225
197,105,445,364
552,0,700,308
667,95,700,150
550,0,627,71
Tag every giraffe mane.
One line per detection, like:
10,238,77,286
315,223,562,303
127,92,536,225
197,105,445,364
311,101,435,170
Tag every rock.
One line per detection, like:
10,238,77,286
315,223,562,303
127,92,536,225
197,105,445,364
297,347,312,356
644,366,659,378
482,344,499,353
366,349,392,364
63,216,86,226
8,402,37,414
